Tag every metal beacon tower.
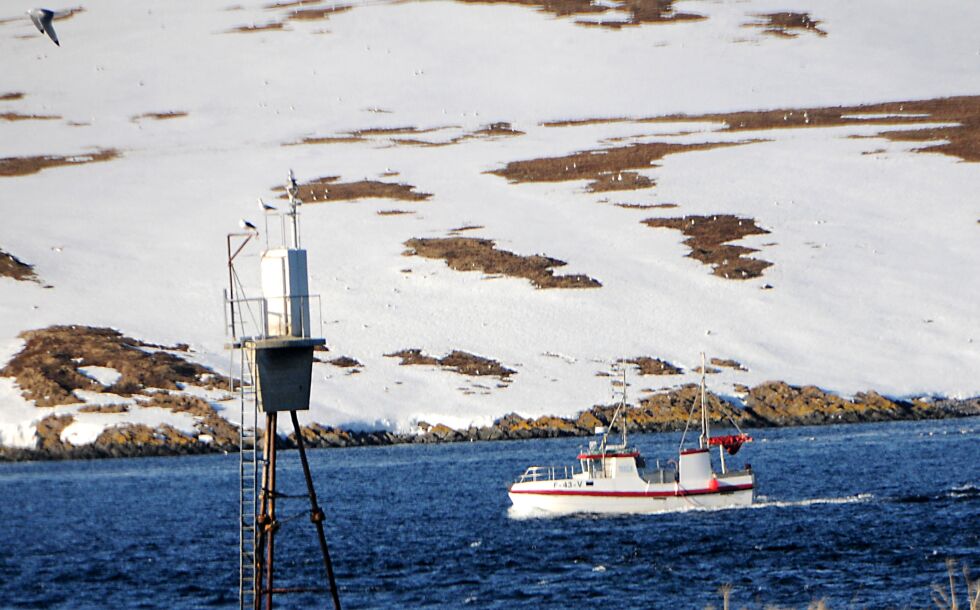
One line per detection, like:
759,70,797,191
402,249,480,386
224,172,342,610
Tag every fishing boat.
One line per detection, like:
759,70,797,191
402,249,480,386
508,356,754,515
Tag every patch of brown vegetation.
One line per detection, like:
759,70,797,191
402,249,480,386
541,96,980,163
491,140,752,192
376,209,412,216
0,112,60,122
264,0,320,7
287,5,351,20
642,214,772,279
711,357,747,371
139,393,239,446
0,92,25,101
77,404,130,414
328,356,362,368
454,0,702,29
746,12,827,37
473,122,524,137
387,349,515,379
0,149,119,178
35,414,75,451
286,135,363,146
0,325,226,407
131,111,188,122
613,202,678,210
275,175,432,203
404,237,602,289
623,356,683,375
0,248,38,282
228,22,286,32
448,224,483,234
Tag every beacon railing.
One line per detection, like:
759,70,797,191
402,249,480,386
224,293,323,342
515,465,574,483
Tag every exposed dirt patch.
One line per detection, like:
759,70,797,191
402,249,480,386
490,140,752,192
613,202,678,210
711,357,747,371
454,0,703,29
745,12,827,37
264,0,321,7
0,112,60,122
139,392,239,446
623,356,683,375
228,21,287,32
387,349,515,379
274,175,432,203
0,325,226,407
0,93,25,101
643,214,772,279
327,356,362,368
131,111,188,122
0,149,119,178
287,122,521,148
449,224,484,234
404,237,602,289
376,209,412,216
77,404,130,414
0,249,39,282
286,135,363,146
540,96,980,163
287,5,352,20
473,122,524,137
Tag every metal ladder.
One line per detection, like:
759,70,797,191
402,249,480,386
237,342,260,609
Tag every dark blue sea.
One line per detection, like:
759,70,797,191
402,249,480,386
1,417,978,609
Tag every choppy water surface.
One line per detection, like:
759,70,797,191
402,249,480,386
1,418,977,608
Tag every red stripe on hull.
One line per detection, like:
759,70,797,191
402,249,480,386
510,483,754,498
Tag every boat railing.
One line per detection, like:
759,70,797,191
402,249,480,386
516,465,573,483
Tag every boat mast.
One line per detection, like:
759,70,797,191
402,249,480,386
620,364,628,449
699,352,709,450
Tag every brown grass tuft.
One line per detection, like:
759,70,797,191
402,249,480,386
404,237,602,289
642,214,772,279
623,356,683,375
275,175,432,203
78,404,130,414
287,5,351,20
453,0,702,29
0,325,226,407
491,140,752,192
711,357,747,371
131,111,188,122
228,21,286,32
745,12,827,37
387,349,515,378
0,112,60,122
0,93,25,101
0,248,39,282
35,414,75,450
0,149,119,178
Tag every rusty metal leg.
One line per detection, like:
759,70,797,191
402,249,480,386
290,411,342,610
265,414,278,610
255,414,272,610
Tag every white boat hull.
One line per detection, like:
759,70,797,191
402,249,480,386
508,486,753,515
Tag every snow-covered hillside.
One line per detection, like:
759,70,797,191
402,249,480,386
1,0,978,447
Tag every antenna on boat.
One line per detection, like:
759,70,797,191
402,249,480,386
621,361,628,449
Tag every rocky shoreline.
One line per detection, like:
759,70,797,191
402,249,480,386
2,382,977,462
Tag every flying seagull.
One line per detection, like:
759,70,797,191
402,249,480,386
239,219,258,232
258,197,276,212
27,9,59,46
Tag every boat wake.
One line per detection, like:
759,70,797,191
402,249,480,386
892,483,980,504
506,493,874,519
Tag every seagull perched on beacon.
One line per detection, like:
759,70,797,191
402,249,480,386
27,9,60,46
239,219,258,232
258,198,276,212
